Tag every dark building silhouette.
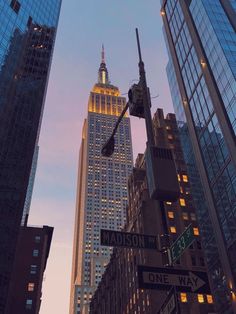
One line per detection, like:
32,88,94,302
0,1,61,312
161,1,236,312
6,225,53,313
90,109,215,314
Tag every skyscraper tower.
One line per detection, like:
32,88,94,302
161,1,236,312
69,48,133,314
0,1,61,312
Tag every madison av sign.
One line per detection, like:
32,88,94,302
138,265,210,294
100,229,158,250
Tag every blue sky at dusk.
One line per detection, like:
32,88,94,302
29,1,174,313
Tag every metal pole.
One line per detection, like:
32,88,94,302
135,28,155,147
135,28,169,236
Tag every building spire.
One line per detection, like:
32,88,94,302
101,44,105,64
98,45,109,85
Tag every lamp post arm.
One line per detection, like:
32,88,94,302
111,101,129,138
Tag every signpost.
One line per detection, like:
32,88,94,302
100,229,158,250
168,224,195,265
138,265,210,294
158,287,177,314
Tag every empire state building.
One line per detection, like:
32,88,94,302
69,47,133,314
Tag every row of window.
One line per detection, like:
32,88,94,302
180,293,213,304
170,226,199,235
168,211,196,221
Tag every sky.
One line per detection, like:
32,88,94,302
29,1,174,313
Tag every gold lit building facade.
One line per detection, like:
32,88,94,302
69,48,133,314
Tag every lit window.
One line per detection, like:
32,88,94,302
180,198,186,206
182,212,188,220
166,201,172,205
190,213,196,221
180,186,183,193
170,226,176,233
168,211,174,219
28,283,34,292
30,265,37,274
180,293,187,303
26,299,33,309
206,295,213,304
35,236,40,243
198,294,204,303
182,175,188,182
193,228,199,236
168,135,173,140
177,174,181,181
33,249,39,257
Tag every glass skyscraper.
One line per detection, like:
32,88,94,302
69,49,133,314
161,0,236,312
0,1,61,312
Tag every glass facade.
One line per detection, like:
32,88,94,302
0,0,61,311
162,0,236,312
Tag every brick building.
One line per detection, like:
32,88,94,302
90,109,215,314
6,225,53,313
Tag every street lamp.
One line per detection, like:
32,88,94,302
101,28,180,203
101,102,129,157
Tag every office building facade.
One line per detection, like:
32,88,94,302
90,109,215,314
161,0,236,312
21,145,39,226
69,49,133,313
0,1,61,311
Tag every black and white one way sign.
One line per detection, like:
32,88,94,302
138,265,210,294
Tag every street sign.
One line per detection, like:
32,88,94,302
169,224,195,264
100,229,158,250
138,265,210,294
158,287,177,314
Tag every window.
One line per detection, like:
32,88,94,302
28,283,35,292
180,293,187,302
190,213,196,221
35,236,40,243
33,249,39,257
26,299,33,309
177,174,181,181
170,226,177,233
191,256,196,266
10,0,21,13
200,257,205,266
182,212,188,220
206,295,213,304
182,175,188,182
197,294,204,303
193,228,199,236
166,201,172,205
180,198,186,206
197,241,202,249
168,211,174,219
27,16,32,28
30,265,37,274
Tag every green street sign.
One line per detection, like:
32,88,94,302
169,224,195,264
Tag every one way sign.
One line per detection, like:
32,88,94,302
138,265,210,294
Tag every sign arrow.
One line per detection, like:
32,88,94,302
138,265,210,294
